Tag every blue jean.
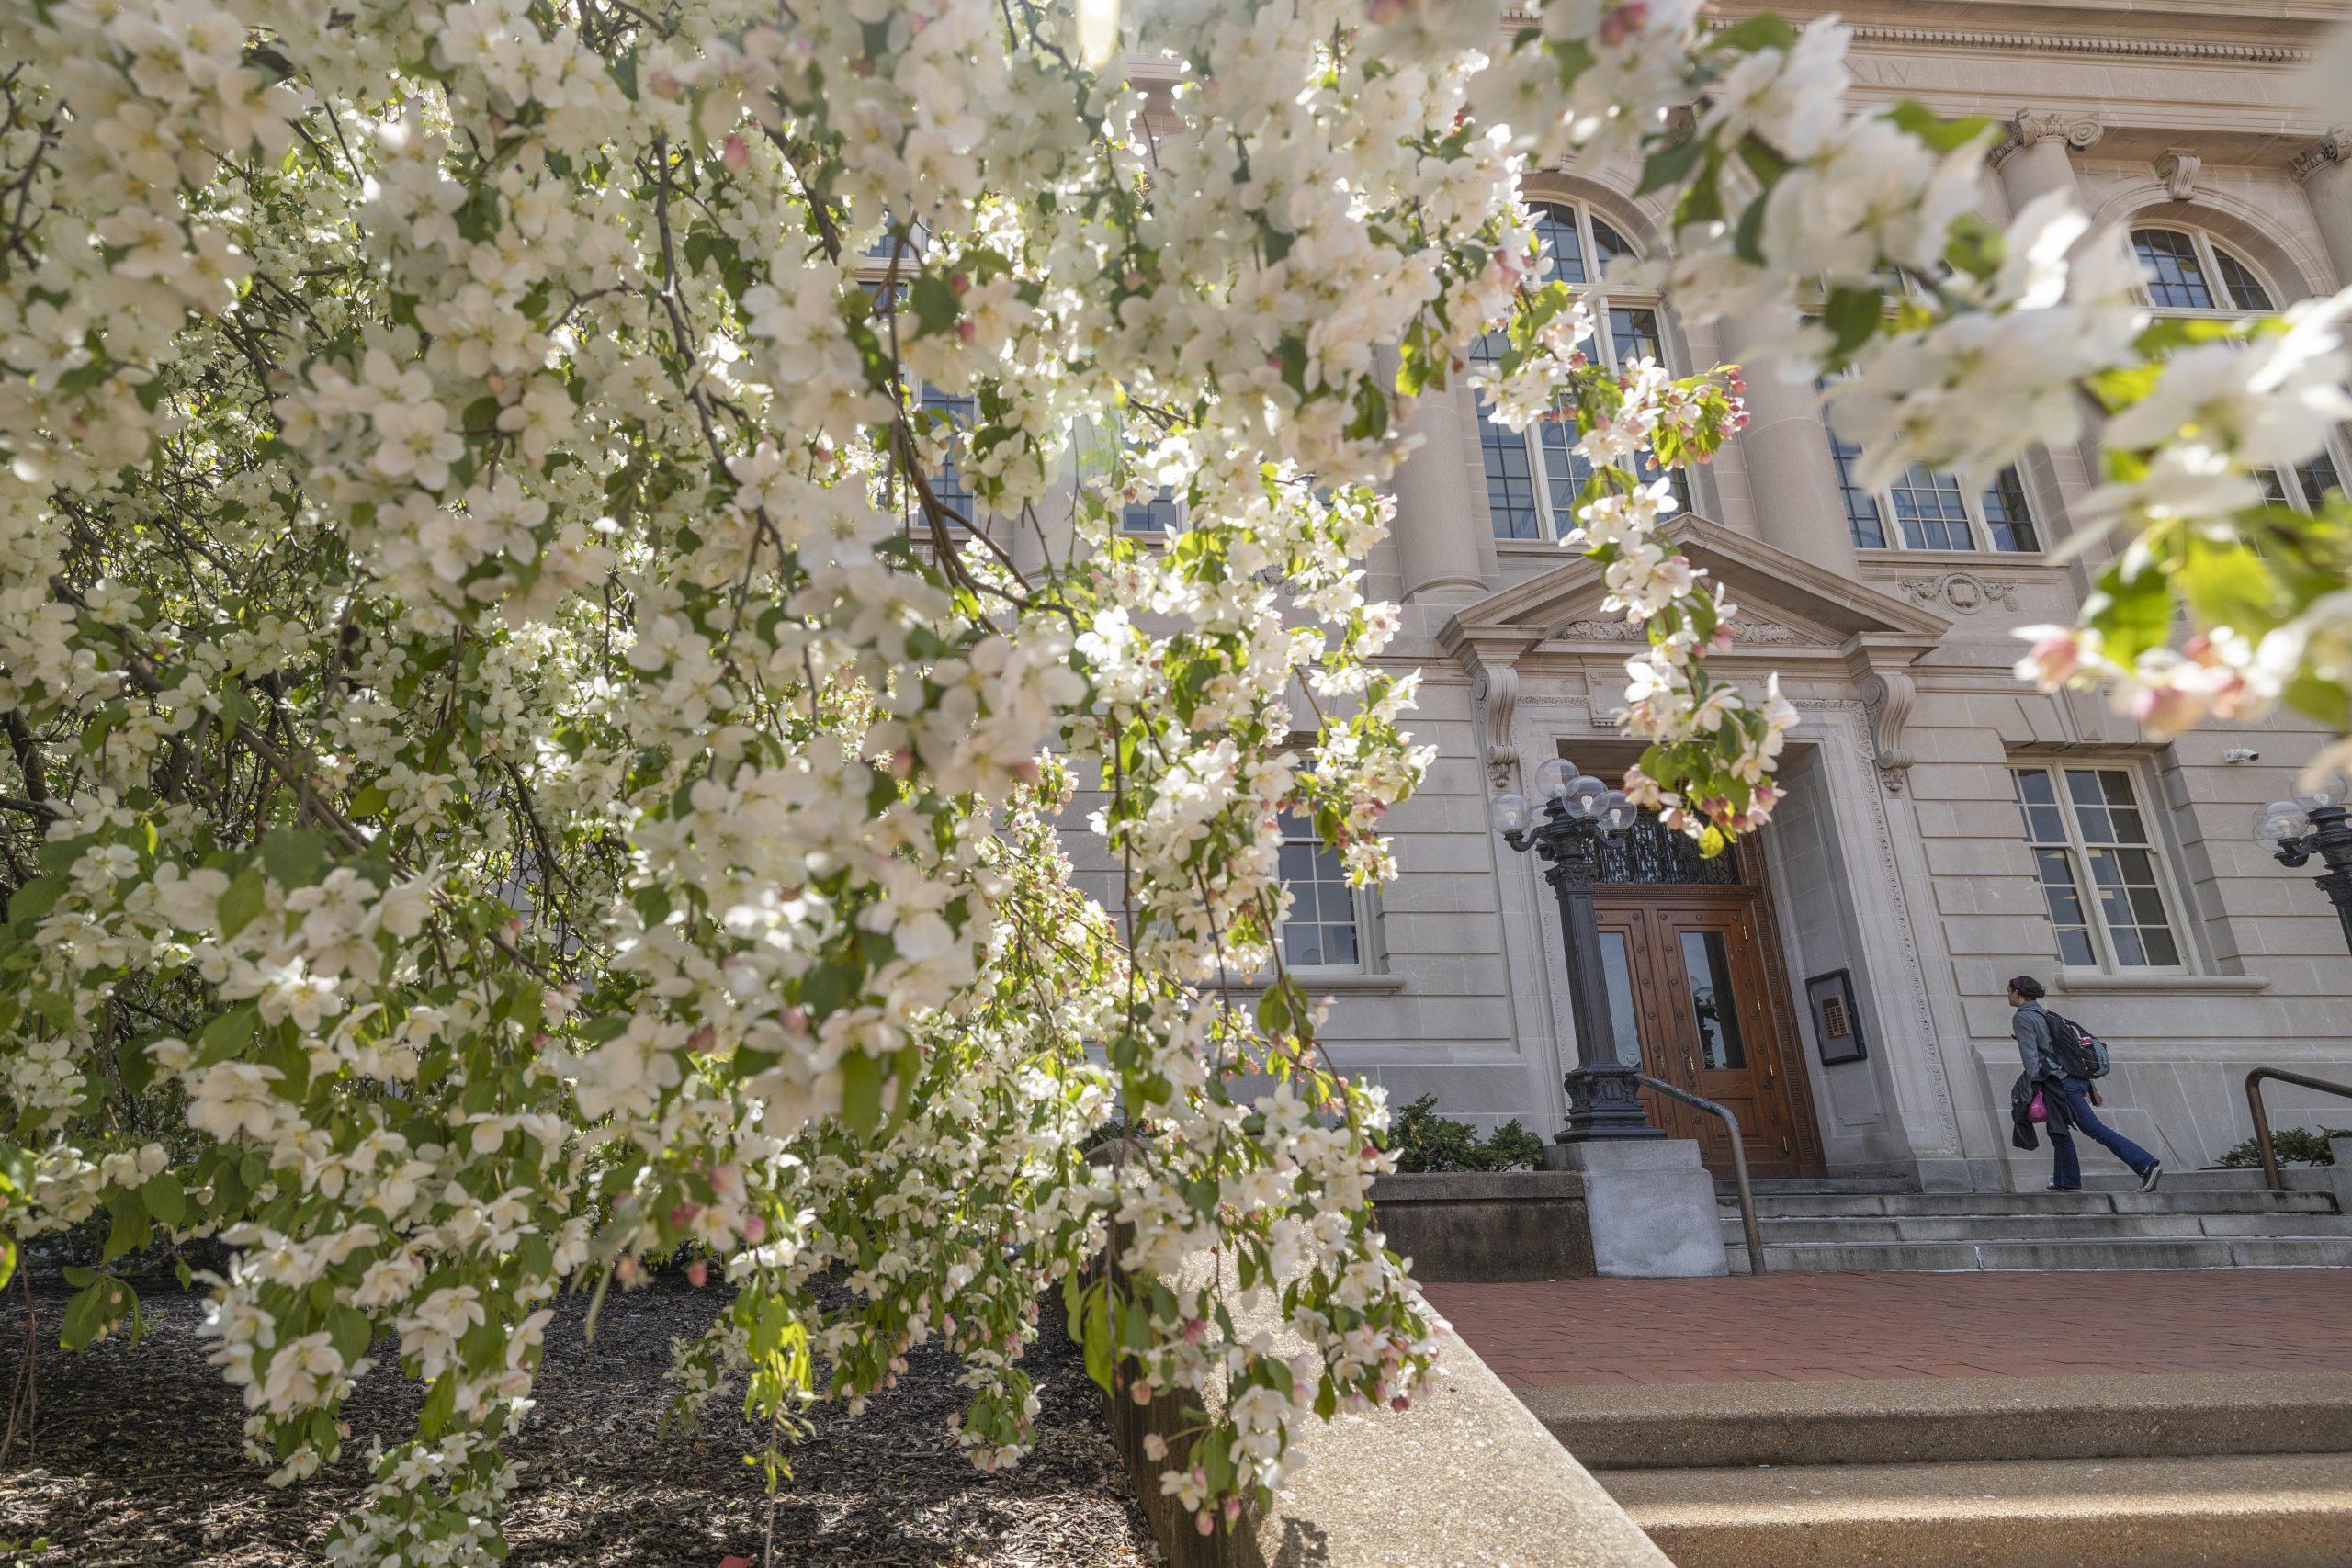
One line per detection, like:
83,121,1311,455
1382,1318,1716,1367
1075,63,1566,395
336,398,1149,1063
2047,1077,2157,1188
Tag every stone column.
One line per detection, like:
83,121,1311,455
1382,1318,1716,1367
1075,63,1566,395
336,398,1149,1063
1390,382,1488,602
1715,307,1857,575
2295,130,2352,294
1989,108,2103,217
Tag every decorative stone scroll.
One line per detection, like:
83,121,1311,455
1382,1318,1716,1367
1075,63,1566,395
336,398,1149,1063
2155,149,2201,202
2292,130,2352,184
1990,109,2104,168
1897,572,2018,615
1472,664,1521,794
1859,670,1917,795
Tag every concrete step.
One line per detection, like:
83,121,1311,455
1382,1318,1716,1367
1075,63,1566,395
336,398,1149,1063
1717,1212,2352,1246
1717,1190,2340,1220
1717,1176,1918,1195
1524,1371,2352,1471
1724,1236,2352,1273
1597,1450,2352,1568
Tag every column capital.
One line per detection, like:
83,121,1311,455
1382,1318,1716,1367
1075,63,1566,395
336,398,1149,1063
1989,108,2105,169
2292,129,2352,184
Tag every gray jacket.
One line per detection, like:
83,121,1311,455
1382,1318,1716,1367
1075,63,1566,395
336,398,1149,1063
2013,1000,2060,1083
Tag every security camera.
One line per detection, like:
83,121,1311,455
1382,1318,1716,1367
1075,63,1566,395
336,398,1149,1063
2223,748,2260,763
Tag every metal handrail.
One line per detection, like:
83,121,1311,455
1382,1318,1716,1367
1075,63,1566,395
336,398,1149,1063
1634,1073,1768,1277
2245,1067,2352,1193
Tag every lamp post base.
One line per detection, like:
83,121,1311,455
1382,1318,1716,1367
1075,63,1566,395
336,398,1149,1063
1555,1063,1668,1143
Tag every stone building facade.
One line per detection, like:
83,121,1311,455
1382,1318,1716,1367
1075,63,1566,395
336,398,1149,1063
1222,1,2352,1192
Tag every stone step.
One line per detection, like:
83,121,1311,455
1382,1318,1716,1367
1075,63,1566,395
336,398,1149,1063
1596,1451,2352,1568
1523,1371,2352,1472
1716,1212,2352,1246
1716,1176,1917,1195
1723,1236,2352,1274
1717,1190,2340,1220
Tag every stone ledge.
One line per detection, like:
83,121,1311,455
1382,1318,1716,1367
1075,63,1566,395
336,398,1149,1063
1374,1168,1596,1282
1373,1169,1586,1203
1108,1262,1670,1568
2056,971,2272,995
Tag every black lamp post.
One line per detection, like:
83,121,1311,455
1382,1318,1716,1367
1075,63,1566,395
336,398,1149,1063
2255,772,2352,954
1493,757,1665,1144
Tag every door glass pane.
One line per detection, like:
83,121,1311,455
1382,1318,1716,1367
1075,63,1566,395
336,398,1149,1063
1598,931,1645,1066
1678,931,1747,1069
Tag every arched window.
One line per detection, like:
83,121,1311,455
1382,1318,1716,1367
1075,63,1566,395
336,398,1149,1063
2131,228,2274,313
1472,199,1682,541
2132,226,2340,512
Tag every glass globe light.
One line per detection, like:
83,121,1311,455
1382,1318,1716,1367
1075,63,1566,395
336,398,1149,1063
2254,799,2311,851
2292,770,2351,813
1598,788,1634,833
1492,792,1530,836
1534,756,1578,802
1567,774,1608,818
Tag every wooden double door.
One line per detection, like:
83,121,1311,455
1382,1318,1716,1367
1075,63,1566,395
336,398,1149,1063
1591,888,1821,1180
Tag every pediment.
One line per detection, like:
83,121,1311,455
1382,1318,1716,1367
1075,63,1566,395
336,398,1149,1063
1437,516,1948,664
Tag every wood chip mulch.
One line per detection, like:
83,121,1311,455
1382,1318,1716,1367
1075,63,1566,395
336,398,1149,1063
0,1273,1160,1567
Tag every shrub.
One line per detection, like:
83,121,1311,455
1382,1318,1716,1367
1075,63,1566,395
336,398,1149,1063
1385,1096,1546,1174
2215,1127,2350,1168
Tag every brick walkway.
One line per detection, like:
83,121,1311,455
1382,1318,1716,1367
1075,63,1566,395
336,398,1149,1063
1423,1269,2352,1387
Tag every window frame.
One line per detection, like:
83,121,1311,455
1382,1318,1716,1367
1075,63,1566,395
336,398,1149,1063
1474,197,1684,544
1819,364,2043,555
1273,811,1377,976
2010,762,2192,976
2129,224,2346,517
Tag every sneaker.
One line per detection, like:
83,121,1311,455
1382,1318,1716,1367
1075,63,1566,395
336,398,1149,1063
2139,1163,2164,1193
2044,1182,2081,1192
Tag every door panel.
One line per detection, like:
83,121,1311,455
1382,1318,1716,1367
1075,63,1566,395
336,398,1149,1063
1594,893,1810,1179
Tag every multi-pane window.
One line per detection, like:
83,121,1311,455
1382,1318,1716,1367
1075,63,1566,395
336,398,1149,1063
2132,227,2341,512
2131,228,2274,312
1826,432,2040,553
1277,814,1363,970
916,385,977,523
2012,767,2184,970
1473,198,1684,541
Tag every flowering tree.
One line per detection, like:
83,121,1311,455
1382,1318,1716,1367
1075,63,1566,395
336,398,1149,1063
0,0,2344,1562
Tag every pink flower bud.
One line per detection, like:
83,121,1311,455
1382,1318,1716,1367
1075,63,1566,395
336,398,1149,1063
721,135,750,173
743,1214,766,1243
685,1259,708,1288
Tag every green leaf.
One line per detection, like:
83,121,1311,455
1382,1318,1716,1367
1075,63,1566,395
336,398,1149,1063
2084,547,2174,667
61,1280,111,1350
5,876,66,931
330,1304,374,1366
142,1169,187,1227
1255,986,1291,1036
217,869,267,938
0,1235,14,1292
910,274,962,337
1884,99,1995,154
419,1371,458,1437
1822,286,1884,362
198,1004,258,1066
2180,536,2281,637
1708,12,1799,53
102,1188,152,1264
260,829,325,889
1637,134,1708,197
840,1050,884,1138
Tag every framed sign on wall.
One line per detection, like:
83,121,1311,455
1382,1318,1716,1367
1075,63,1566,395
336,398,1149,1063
1805,969,1868,1066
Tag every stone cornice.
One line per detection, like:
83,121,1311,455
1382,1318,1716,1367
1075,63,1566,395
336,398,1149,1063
1504,12,2319,63
1832,23,2312,64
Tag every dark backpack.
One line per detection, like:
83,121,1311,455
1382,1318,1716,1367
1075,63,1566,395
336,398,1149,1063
2042,1012,2109,1080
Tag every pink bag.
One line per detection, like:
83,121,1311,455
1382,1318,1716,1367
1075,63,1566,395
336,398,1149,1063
2028,1090,2049,1124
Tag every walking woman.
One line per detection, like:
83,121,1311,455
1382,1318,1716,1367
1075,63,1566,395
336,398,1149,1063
2009,976,2163,1193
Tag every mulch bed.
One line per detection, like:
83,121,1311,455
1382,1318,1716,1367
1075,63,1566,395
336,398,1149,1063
0,1272,1159,1567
